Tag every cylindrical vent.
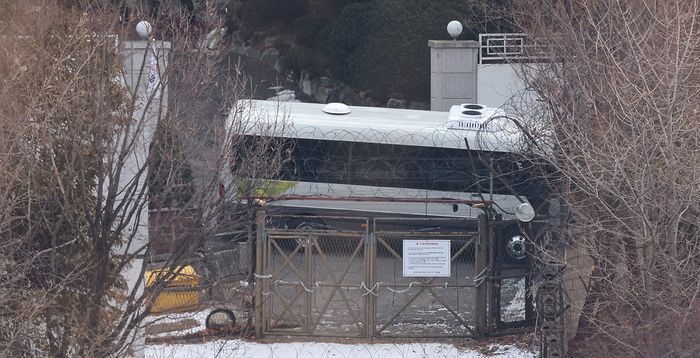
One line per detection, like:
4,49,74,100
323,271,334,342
462,104,485,110
461,110,482,116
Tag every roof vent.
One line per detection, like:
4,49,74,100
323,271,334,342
462,104,485,110
322,102,351,115
446,103,506,131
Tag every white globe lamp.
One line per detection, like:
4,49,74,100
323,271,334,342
135,20,152,39
514,202,536,223
447,20,463,40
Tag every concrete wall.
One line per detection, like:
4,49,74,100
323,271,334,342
429,40,479,111
119,40,171,257
119,40,170,358
429,40,532,110
476,63,527,109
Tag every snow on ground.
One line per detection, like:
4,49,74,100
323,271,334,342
146,340,535,358
144,283,536,358
502,278,527,322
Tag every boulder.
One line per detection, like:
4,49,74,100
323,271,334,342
260,48,280,67
299,72,313,97
358,90,379,107
318,76,331,88
315,85,331,103
273,59,283,73
267,89,299,102
263,35,284,49
386,98,407,108
335,83,357,105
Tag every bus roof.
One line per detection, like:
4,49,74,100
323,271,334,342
231,99,522,152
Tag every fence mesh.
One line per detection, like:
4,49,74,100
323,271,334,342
261,215,369,337
258,215,483,339
372,218,479,337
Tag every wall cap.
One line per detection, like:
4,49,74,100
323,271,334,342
428,40,479,48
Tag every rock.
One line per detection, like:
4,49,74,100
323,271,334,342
244,46,261,60
263,36,282,49
357,90,378,107
202,27,226,50
232,40,260,59
267,89,299,102
318,76,331,88
359,90,375,101
408,101,430,110
273,59,283,73
326,87,341,103
386,98,407,108
315,85,331,103
260,48,280,66
232,44,247,56
387,92,406,100
335,84,357,105
299,71,315,97
252,31,265,44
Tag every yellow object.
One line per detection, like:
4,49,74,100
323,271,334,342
236,179,298,197
145,265,200,313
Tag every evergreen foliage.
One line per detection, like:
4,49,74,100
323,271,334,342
283,45,329,77
240,0,309,25
324,0,476,101
292,15,330,49
326,2,376,83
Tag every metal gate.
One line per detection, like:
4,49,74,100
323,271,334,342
370,217,480,338
255,215,370,337
254,212,529,339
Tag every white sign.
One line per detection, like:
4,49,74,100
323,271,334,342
147,43,161,99
402,240,451,277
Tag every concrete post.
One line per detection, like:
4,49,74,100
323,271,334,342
117,39,170,357
428,40,479,111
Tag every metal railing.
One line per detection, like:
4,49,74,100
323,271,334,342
479,33,548,64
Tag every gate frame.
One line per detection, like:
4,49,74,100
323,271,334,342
370,225,480,338
254,210,535,340
256,212,370,338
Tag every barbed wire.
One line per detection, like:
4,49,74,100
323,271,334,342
229,115,544,218
256,279,478,295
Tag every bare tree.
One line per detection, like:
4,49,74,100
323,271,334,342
498,1,700,356
0,1,286,357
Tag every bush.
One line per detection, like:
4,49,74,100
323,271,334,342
283,45,328,77
326,2,376,82
241,0,308,25
323,0,476,100
292,15,330,48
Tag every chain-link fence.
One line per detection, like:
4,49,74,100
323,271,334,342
256,215,369,337
372,217,479,338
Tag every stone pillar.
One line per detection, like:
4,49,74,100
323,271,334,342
118,39,170,358
428,40,479,111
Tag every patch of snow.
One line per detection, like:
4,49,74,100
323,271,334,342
146,341,535,358
502,278,526,322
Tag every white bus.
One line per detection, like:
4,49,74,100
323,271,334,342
223,99,543,220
